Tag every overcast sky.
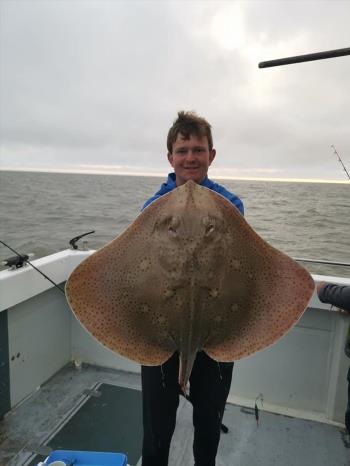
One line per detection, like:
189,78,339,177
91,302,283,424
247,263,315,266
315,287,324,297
1,0,350,181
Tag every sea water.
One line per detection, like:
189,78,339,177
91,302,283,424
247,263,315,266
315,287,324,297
1,170,349,277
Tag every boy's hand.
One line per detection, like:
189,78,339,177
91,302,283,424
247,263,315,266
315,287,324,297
316,281,327,296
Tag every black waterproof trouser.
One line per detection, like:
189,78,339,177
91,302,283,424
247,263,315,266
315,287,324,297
141,351,233,466
346,367,350,433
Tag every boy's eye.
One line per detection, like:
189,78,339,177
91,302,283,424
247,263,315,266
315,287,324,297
174,147,206,155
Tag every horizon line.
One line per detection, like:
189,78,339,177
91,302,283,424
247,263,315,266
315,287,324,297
0,165,349,184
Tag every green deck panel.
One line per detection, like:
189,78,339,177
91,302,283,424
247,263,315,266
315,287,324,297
29,383,143,466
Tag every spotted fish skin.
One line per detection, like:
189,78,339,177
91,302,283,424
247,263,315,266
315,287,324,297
65,180,315,388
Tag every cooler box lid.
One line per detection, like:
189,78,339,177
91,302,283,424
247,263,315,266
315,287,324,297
44,449,128,465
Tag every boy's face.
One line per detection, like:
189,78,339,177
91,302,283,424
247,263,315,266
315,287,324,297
168,133,216,186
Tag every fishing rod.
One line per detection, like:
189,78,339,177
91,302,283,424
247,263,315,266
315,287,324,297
330,145,350,180
258,46,350,68
259,47,350,181
0,240,66,294
1,232,95,295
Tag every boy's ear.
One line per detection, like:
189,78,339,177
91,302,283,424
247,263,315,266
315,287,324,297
209,149,216,165
167,152,174,167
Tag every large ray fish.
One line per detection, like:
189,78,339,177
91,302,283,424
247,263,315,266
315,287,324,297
65,180,314,390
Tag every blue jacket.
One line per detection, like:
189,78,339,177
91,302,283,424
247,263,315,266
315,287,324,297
142,173,244,215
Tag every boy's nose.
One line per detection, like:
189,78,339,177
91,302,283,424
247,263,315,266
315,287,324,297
185,150,197,160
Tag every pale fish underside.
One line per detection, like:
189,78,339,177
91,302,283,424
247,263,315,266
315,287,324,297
65,180,315,389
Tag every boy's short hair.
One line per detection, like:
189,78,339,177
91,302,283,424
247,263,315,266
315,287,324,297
167,111,213,153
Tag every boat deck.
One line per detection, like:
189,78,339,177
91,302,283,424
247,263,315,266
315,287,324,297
1,363,349,466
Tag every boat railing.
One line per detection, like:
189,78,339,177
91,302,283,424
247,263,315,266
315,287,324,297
295,258,350,267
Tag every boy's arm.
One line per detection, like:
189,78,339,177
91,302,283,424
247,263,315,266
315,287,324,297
317,283,350,312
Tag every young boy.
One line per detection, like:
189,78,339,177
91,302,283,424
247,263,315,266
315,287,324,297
141,111,244,466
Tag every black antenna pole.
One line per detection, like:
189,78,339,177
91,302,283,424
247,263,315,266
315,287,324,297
259,46,350,68
331,145,350,180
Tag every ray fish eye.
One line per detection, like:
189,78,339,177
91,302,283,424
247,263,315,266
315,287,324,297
205,224,215,235
203,219,215,235
168,226,177,237
167,216,180,237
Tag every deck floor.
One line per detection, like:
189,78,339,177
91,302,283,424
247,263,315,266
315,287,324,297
0,363,349,466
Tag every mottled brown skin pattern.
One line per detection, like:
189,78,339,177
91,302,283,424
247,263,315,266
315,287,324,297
65,180,315,387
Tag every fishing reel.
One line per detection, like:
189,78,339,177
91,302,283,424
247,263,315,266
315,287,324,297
2,253,34,270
